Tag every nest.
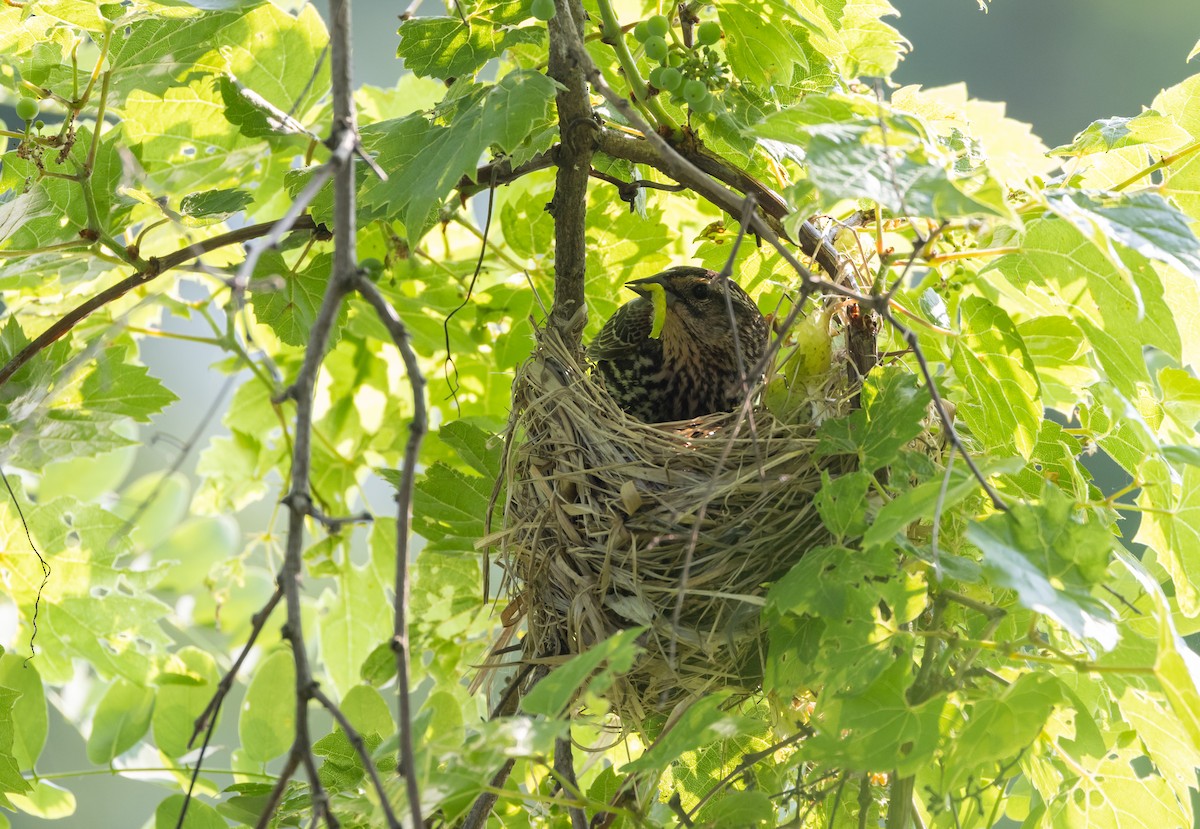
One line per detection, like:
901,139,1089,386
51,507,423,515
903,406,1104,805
487,325,856,726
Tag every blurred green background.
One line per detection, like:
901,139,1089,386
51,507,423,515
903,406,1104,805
10,1,1200,826
890,0,1200,146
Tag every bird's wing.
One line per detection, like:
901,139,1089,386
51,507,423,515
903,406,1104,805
587,298,653,360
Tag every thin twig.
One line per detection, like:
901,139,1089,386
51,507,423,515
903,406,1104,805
1,470,49,662
312,686,401,829
355,277,427,829
554,737,588,829
0,216,319,391
178,585,283,829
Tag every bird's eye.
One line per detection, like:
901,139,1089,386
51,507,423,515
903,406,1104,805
690,282,710,300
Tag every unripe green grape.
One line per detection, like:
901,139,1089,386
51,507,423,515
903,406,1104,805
633,21,650,42
531,0,555,20
33,119,44,130
642,35,668,61
696,20,721,46
15,98,39,122
667,51,684,67
682,79,707,106
689,91,714,113
656,66,682,91
645,14,669,37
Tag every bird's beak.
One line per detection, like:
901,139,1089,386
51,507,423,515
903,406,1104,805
626,273,675,304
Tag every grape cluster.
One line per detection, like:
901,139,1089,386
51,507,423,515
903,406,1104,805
631,15,725,114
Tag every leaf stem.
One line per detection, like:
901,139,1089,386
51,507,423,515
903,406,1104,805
924,246,1020,265
594,0,680,133
1112,138,1200,192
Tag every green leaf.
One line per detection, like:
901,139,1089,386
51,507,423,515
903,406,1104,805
360,70,557,235
1044,189,1200,278
86,678,155,764
816,370,929,470
521,628,644,717
1048,110,1190,158
81,353,178,422
621,692,756,773
152,648,219,759
998,218,1180,398
316,557,392,700
717,0,809,87
412,462,492,545
397,16,544,80
437,419,503,479
1045,747,1188,829
7,779,72,819
950,296,1042,460
864,457,1023,550
699,789,774,827
942,673,1063,790
807,659,946,776
0,654,47,770
249,251,343,347
179,188,254,221
967,486,1117,649
238,649,296,763
813,469,871,539
155,794,225,829
0,686,31,803
798,133,1010,218
1135,459,1200,616
217,74,312,140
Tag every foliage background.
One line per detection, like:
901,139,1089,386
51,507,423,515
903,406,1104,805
1,0,1200,826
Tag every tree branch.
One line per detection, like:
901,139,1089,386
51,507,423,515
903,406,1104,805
355,275,427,829
0,215,319,391
545,0,597,347
592,128,843,278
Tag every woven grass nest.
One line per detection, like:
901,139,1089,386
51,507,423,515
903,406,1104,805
488,322,859,725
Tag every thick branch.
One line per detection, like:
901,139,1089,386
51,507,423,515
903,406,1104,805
593,129,842,278
545,0,596,347
456,148,558,198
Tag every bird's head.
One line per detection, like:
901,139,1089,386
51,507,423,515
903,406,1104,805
626,266,763,349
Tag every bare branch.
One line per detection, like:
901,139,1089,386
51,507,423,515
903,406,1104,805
353,276,427,829
312,686,401,829
0,215,319,391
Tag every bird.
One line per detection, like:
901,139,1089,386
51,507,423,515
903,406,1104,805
587,266,769,423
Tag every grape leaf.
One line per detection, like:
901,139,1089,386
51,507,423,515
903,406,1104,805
0,655,46,771
397,16,544,80
179,188,254,220
249,251,344,347
718,0,810,88
950,295,1042,460
968,486,1117,649
360,70,557,235
1044,189,1200,278
81,352,179,421
1049,110,1189,158
816,370,929,470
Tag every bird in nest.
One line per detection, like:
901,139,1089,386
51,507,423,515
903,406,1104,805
588,266,769,423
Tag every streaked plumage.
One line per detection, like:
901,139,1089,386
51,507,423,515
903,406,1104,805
588,266,769,422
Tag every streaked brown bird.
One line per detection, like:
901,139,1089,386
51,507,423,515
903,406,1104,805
588,266,769,423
